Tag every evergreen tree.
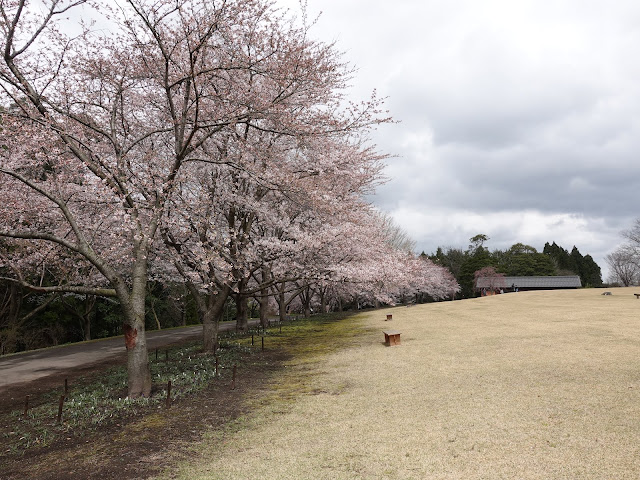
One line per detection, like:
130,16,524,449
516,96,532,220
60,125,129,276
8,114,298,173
458,235,492,298
544,242,575,274
580,254,603,287
496,244,555,276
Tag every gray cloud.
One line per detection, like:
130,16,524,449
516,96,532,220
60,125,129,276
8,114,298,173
278,0,640,278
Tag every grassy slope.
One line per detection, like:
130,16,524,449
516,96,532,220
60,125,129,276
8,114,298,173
164,288,640,480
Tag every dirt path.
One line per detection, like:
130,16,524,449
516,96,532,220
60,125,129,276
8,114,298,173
0,320,258,390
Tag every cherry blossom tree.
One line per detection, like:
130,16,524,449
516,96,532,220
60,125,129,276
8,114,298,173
0,0,244,396
162,118,388,349
0,0,388,396
0,0,457,400
474,266,506,294
312,211,459,308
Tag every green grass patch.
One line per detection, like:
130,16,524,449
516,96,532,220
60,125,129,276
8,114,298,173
2,332,248,454
1,312,363,457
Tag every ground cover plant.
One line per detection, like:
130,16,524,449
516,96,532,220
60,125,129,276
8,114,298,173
162,287,640,480
0,313,363,479
2,338,248,454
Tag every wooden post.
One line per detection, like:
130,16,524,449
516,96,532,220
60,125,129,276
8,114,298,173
155,348,158,361
166,381,172,409
215,356,219,377
64,378,68,395
23,395,29,417
57,395,65,424
165,350,169,362
251,335,254,346
261,336,264,351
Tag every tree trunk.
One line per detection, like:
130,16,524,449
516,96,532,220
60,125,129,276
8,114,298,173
301,286,312,318
259,291,269,329
235,294,249,333
319,287,327,314
84,313,92,341
201,285,231,354
123,302,151,397
278,286,287,321
150,300,162,330
202,310,219,353
83,295,95,341
120,262,152,398
259,267,270,329
1,283,22,353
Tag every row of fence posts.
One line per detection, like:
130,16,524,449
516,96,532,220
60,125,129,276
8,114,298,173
157,318,288,408
20,357,242,419
20,317,289,421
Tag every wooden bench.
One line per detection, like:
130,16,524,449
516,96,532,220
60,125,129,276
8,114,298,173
634,294,640,299
383,330,401,346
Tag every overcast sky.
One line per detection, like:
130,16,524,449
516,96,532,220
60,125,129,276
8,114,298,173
276,0,640,280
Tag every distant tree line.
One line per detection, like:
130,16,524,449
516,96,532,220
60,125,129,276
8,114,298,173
424,234,603,298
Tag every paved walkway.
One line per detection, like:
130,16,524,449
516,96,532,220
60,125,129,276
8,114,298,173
0,321,258,389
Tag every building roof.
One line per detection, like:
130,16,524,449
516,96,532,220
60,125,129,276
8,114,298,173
475,275,582,289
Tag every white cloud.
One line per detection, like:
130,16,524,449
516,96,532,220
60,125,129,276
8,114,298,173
389,206,625,276
278,0,640,280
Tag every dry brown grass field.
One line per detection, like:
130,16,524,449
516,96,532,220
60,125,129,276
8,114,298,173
164,287,640,479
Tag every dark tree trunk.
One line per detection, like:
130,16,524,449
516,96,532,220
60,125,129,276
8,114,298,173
84,311,92,341
201,285,231,353
319,286,327,314
202,309,220,353
235,294,249,333
259,268,270,329
85,295,96,341
0,283,22,354
258,293,269,329
121,276,152,398
278,285,287,321
300,285,312,318
115,255,154,399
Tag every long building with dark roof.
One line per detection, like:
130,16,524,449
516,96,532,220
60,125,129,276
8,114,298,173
475,275,582,292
